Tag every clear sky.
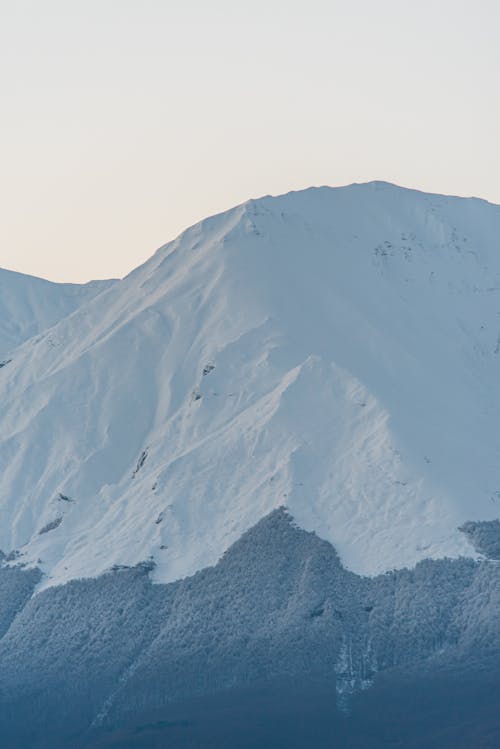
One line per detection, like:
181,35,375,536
2,0,499,282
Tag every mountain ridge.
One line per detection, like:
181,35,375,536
0,266,116,357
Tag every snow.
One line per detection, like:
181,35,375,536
1,181,500,589
0,267,114,357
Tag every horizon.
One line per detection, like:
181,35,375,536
3,179,499,284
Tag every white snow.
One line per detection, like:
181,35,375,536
1,181,500,589
0,267,114,357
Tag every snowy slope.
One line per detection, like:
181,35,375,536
0,267,114,357
1,181,500,589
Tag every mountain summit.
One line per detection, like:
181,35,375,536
1,182,500,589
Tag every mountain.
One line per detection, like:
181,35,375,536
1,181,500,747
0,267,115,358
1,181,500,588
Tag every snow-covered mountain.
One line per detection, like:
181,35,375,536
0,183,500,582
1,181,500,591
2,181,500,748
0,267,114,358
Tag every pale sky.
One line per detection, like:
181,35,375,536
1,0,499,282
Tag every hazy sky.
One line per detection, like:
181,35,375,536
2,0,499,282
